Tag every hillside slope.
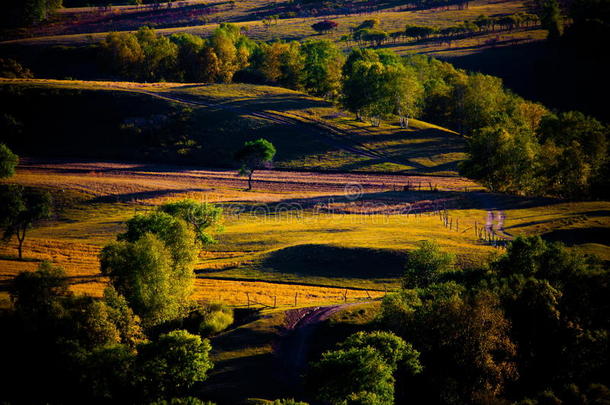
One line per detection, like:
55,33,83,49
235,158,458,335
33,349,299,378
0,79,466,175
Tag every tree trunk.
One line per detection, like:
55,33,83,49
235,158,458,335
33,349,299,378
405,116,410,129
248,171,253,191
17,227,26,260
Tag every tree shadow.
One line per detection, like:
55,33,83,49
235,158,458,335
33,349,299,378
261,244,407,279
542,227,610,246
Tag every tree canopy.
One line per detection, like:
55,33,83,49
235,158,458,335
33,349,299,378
235,138,276,190
0,185,52,259
0,144,19,179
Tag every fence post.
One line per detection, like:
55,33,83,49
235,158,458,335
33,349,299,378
294,292,298,306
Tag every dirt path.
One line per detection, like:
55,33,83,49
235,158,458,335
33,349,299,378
275,303,362,389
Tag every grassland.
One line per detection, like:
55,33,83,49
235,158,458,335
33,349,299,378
1,79,609,310
1,79,609,308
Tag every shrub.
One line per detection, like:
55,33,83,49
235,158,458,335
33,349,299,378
197,303,234,336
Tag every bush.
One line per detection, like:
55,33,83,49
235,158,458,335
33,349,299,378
311,20,339,33
197,303,234,336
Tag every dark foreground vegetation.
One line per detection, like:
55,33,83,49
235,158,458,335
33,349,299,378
1,144,608,404
307,238,610,405
1,224,608,404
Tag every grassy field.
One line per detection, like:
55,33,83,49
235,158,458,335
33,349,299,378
2,158,609,309
1,79,609,309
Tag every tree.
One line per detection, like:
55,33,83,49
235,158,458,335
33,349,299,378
537,0,563,39
2,0,62,26
381,284,518,403
308,347,396,405
210,23,253,83
0,185,52,259
256,41,304,88
170,33,205,82
100,233,191,326
235,138,276,190
118,211,198,274
102,286,145,348
382,64,423,129
136,330,213,399
100,31,145,79
0,143,19,179
338,331,422,373
311,20,339,34
80,344,137,403
9,261,70,322
158,199,222,245
301,40,345,99
403,240,454,289
135,27,179,82
459,126,538,194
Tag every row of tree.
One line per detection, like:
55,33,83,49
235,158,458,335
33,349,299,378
342,13,539,48
307,238,610,404
395,55,609,199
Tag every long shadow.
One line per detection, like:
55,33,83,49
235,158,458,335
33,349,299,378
260,244,407,279
542,227,610,246
88,188,215,203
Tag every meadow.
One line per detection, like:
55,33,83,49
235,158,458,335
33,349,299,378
2,79,609,311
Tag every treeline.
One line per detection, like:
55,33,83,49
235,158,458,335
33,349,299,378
100,24,344,98
306,238,610,404
342,13,539,47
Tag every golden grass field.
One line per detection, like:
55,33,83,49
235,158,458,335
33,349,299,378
1,80,609,310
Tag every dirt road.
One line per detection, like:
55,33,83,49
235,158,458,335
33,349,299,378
275,303,363,389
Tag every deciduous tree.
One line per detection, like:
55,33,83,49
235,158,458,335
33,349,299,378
0,143,19,178
235,138,276,190
0,185,52,259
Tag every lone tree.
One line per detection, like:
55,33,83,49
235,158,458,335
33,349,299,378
0,186,52,260
0,143,19,179
235,138,276,191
